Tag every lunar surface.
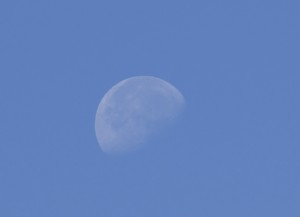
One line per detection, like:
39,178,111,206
95,76,185,155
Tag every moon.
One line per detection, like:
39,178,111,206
95,76,185,155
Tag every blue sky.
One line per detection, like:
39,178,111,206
1,0,300,216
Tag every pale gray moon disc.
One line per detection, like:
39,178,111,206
95,76,185,155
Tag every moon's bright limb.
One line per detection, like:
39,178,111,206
95,76,185,155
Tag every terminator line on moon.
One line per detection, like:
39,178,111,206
95,76,185,155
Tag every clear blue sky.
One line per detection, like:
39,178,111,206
1,0,300,216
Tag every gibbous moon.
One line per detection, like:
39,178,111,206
95,76,185,155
